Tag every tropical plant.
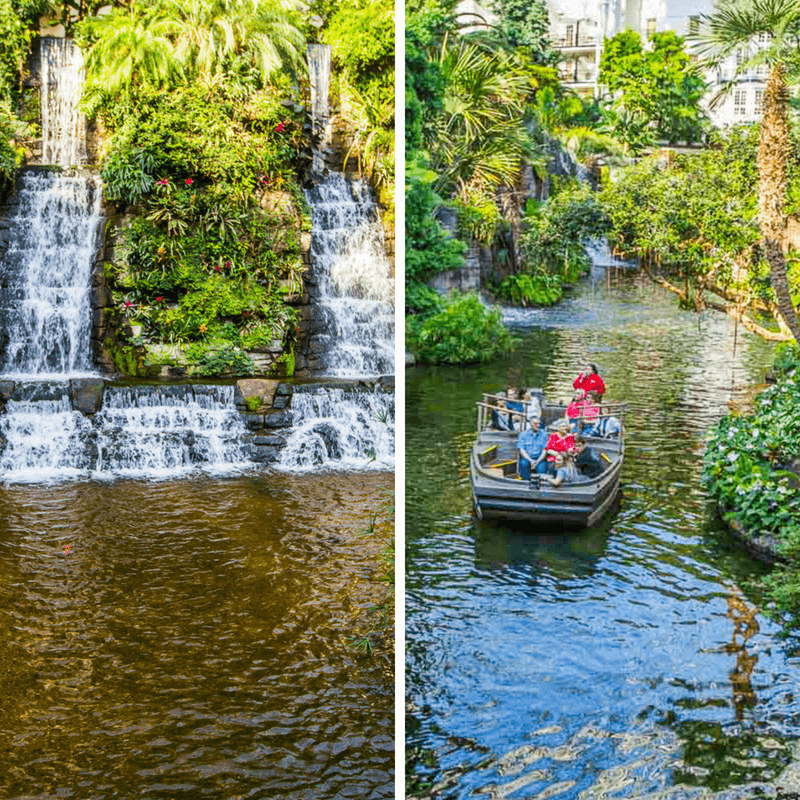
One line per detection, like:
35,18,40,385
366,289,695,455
696,0,800,345
426,38,531,198
599,29,708,151
167,0,305,83
77,3,181,107
406,292,516,364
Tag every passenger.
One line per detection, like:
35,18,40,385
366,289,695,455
579,391,601,435
573,363,605,396
491,396,512,431
523,388,542,426
517,415,549,480
595,415,621,438
565,390,586,432
574,435,604,478
545,418,576,474
505,387,525,430
543,452,576,487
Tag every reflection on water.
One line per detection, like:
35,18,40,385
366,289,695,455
406,272,800,799
0,472,393,799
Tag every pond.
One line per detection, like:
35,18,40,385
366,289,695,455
406,269,800,799
0,471,394,799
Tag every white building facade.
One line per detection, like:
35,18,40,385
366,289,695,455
545,0,768,127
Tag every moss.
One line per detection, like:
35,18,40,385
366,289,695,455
105,336,141,376
244,395,261,412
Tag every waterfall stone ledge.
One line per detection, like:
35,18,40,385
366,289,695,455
0,377,394,468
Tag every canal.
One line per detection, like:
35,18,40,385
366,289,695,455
0,471,394,799
406,269,800,798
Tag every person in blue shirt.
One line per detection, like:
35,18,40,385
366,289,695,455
517,416,549,480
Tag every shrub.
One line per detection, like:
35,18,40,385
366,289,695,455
406,292,516,364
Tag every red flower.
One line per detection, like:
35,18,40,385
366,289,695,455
224,260,231,268
155,296,164,302
185,178,194,186
275,122,285,133
124,300,133,308
215,265,221,272
261,176,269,185
156,177,169,186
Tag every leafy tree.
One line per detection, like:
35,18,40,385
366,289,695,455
488,0,555,63
696,0,800,345
599,29,708,151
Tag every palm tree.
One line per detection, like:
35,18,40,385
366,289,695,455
80,3,182,100
697,0,800,344
425,39,533,198
167,0,305,83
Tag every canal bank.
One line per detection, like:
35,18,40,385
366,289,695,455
406,269,800,799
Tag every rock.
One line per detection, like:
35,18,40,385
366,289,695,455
264,409,293,428
0,380,15,401
234,379,281,410
313,422,342,459
69,378,105,415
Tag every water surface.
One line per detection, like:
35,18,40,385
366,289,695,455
406,270,800,799
0,471,394,799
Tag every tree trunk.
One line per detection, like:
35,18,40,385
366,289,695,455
758,65,800,344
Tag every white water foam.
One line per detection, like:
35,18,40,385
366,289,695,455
276,387,394,471
0,385,251,482
304,175,394,377
40,38,86,168
0,172,103,379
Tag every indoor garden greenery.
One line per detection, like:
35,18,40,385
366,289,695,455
703,345,800,622
0,0,394,378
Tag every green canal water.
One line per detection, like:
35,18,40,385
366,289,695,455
0,471,394,799
406,270,800,799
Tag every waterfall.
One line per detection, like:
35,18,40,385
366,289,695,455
0,171,103,379
307,44,332,173
0,385,250,482
39,38,86,168
276,386,394,471
304,174,394,378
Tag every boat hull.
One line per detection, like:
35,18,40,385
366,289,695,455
470,430,623,528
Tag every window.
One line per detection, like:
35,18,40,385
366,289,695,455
755,89,764,115
735,47,746,65
565,23,574,46
646,17,656,38
734,89,747,116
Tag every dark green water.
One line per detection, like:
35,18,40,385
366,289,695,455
406,270,800,799
0,471,394,799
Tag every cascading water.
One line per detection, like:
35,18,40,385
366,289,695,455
0,172,103,378
0,385,250,481
277,386,394,471
39,38,86,168
304,175,394,378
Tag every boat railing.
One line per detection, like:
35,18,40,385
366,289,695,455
477,392,627,438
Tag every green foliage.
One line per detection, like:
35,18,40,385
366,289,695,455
495,272,562,306
600,128,768,292
406,292,516,364
102,82,303,376
703,371,800,622
488,0,555,63
453,190,500,245
405,176,466,285
599,29,708,151
244,395,261,411
773,341,800,376
76,0,305,110
405,282,445,315
195,345,255,376
522,182,609,280
324,0,393,103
